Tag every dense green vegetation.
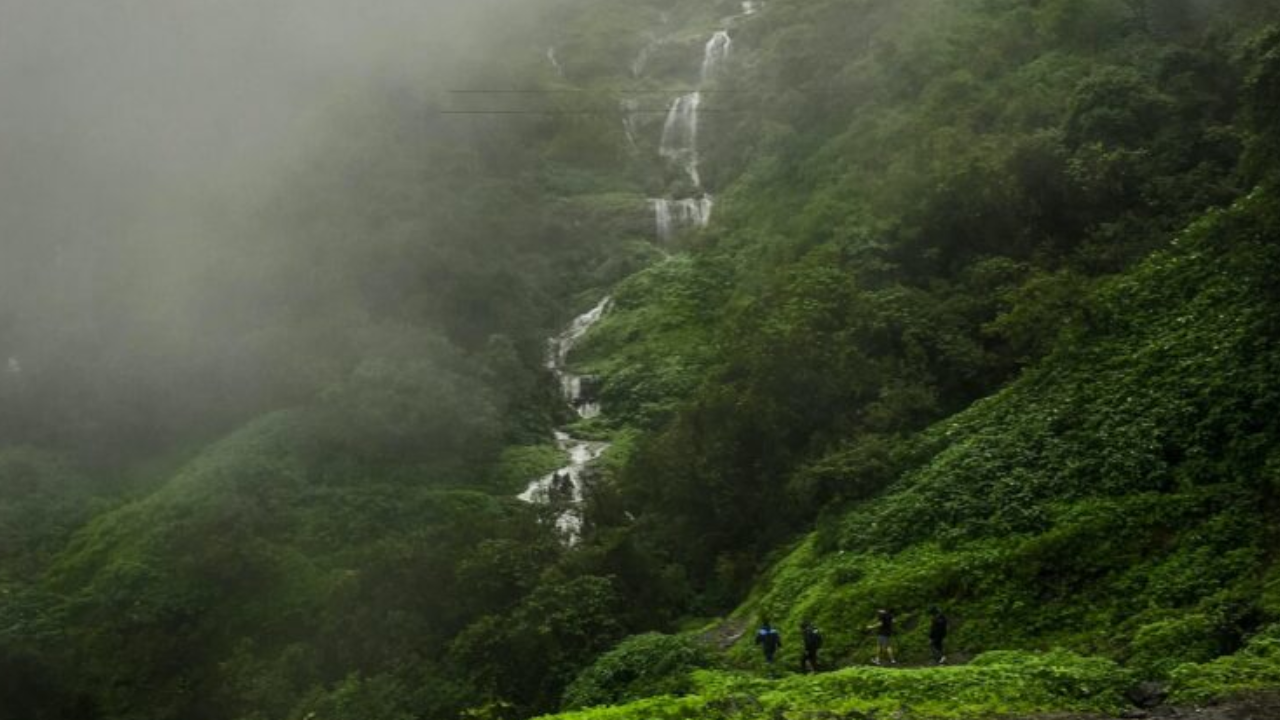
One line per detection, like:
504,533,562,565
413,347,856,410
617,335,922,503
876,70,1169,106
0,35,652,719
583,0,1280,600
544,651,1133,720
561,632,718,710
4,0,1280,718
727,183,1280,667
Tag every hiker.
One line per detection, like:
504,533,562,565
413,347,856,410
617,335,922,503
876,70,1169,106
801,620,823,672
867,608,896,665
755,619,782,665
929,606,949,664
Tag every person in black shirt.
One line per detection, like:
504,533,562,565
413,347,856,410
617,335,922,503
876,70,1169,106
800,621,822,672
867,609,896,665
929,606,949,664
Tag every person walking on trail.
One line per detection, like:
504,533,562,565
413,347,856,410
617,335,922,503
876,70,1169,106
929,606,949,665
868,609,896,665
801,620,823,672
755,619,782,667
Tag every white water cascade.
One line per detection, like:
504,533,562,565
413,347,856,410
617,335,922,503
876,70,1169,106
547,295,611,418
659,91,702,188
702,31,733,84
546,47,564,78
649,29,736,240
621,98,641,150
632,34,662,78
653,197,715,242
520,296,613,539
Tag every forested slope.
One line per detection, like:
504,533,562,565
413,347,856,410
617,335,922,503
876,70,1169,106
535,181,1280,719
3,1,1280,719
546,0,1280,714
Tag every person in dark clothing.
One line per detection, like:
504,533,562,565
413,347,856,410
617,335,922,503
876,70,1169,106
929,606,949,665
800,621,823,672
867,609,896,665
755,619,782,666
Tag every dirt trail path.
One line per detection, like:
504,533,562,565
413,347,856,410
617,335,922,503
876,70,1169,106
702,618,749,650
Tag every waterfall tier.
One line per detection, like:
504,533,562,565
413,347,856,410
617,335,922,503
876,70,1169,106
652,197,714,242
546,47,564,77
521,296,614,541
702,31,733,83
650,29,734,239
659,92,702,189
621,98,641,150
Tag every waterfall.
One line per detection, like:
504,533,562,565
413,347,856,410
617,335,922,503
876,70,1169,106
518,432,610,536
653,200,674,242
546,47,564,78
621,98,641,150
521,296,614,540
659,92,702,188
650,29,734,239
742,1,763,16
632,45,650,78
632,37,658,78
546,296,610,415
547,295,611,375
652,197,714,242
702,31,733,84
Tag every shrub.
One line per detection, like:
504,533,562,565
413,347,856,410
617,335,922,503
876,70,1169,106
563,633,716,710
1169,624,1280,703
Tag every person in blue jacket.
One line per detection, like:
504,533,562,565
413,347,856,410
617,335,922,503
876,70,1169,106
755,618,782,666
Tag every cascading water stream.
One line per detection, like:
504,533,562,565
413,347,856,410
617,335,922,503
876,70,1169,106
526,17,759,536
546,46,564,78
632,34,662,78
659,91,702,188
649,28,741,240
652,197,715,242
702,31,733,84
621,98,641,150
520,296,613,539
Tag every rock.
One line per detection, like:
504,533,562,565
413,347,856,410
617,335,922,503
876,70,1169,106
1127,682,1170,709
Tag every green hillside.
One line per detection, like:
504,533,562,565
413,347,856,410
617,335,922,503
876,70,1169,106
4,0,1280,719
736,184,1280,667
531,183,1280,720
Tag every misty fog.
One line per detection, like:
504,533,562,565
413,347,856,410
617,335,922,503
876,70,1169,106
0,0,526,334
0,0,536,460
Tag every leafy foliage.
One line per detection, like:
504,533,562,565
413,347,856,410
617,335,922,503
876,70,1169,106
563,633,716,709
5,0,1280,718
729,186,1280,680
1169,624,1280,703
541,651,1130,720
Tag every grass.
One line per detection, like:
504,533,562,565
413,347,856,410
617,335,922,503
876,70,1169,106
539,650,1131,720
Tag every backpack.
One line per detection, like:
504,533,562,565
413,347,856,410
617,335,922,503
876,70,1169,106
757,627,781,651
804,627,823,650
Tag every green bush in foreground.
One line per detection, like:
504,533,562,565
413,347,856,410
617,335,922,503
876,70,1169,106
1170,624,1280,704
487,444,570,495
563,633,716,710
543,650,1129,720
